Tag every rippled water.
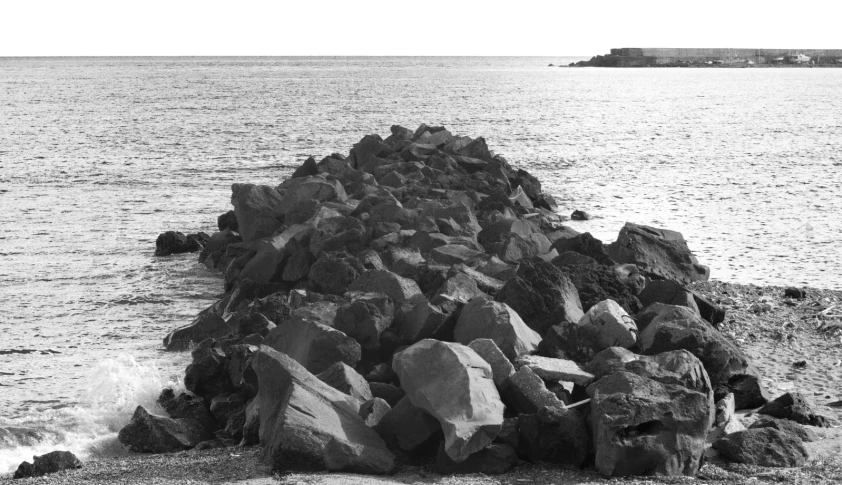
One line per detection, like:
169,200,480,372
1,57,840,471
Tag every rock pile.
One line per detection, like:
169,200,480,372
134,125,827,477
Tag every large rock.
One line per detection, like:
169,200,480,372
749,417,819,443
392,340,504,462
163,313,229,351
317,362,373,402
551,232,613,265
374,397,443,454
13,451,82,479
155,231,203,256
230,183,286,242
308,251,364,295
515,355,594,387
517,406,591,467
606,223,709,285
333,298,393,351
118,406,213,453
263,317,361,375
578,299,637,350
502,366,566,414
554,261,642,314
278,175,348,207
590,372,713,477
713,428,809,467
758,392,831,427
496,258,584,335
639,305,759,387
454,297,541,361
394,295,449,344
349,269,423,304
252,346,394,474
714,373,770,410
184,340,235,400
638,279,700,315
467,339,515,387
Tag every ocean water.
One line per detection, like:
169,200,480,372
1,56,840,471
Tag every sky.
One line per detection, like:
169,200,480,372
1,0,840,56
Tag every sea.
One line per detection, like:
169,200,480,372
1,56,840,472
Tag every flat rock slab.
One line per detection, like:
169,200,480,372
515,355,595,386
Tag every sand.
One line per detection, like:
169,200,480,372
4,280,842,484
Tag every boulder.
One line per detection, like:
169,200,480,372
707,393,746,444
435,443,517,475
155,231,203,256
454,297,541,361
317,362,373,402
163,313,229,351
496,258,584,335
638,279,700,315
758,392,831,427
13,451,82,479
232,312,276,339
230,183,286,242
252,346,394,473
713,428,809,467
333,298,393,351
639,305,759,387
538,320,600,364
517,406,591,467
291,156,318,178
448,264,504,296
349,269,423,304
395,295,449,344
515,355,594,387
554,262,642,314
308,251,365,295
210,393,248,426
606,223,709,285
369,382,405,408
590,372,713,477
578,299,637,350
278,175,348,207
217,210,238,231
263,317,361,375
430,244,483,266
184,340,235,400
431,273,487,305
359,398,391,428
551,232,613,265
750,417,819,442
118,406,213,453
199,229,241,268
374,397,443,454
503,366,567,414
714,373,770,410
158,389,218,431
392,340,504,462
467,339,515,388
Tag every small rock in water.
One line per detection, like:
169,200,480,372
570,210,592,220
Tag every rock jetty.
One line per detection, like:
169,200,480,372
127,124,831,477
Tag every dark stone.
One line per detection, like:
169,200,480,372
570,210,592,220
155,231,203,256
13,451,82,479
554,262,642,314
517,406,591,467
714,374,771,410
184,340,235,401
307,251,365,295
784,287,808,299
118,406,213,453
638,279,700,314
692,291,727,327
157,389,217,431
539,321,600,364
750,417,819,442
291,156,318,178
758,392,831,427
163,313,229,351
369,382,405,408
551,232,613,265
606,222,709,285
713,428,808,467
374,397,443,455
217,210,239,232
250,292,291,326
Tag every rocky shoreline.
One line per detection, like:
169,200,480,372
7,125,842,482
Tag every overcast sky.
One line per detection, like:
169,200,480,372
2,0,839,56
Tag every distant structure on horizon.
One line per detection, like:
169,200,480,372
573,48,842,67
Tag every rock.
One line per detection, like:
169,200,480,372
291,156,318,178
784,287,808,299
435,442,518,475
639,304,759,387
281,242,312,283
606,222,709,285
309,216,368,257
230,183,286,242
374,397,443,454
199,229,242,268
517,406,591,467
713,428,809,467
707,393,746,443
263,316,361,375
395,295,449,344
218,210,238,231
430,244,483,266
157,390,218,431
13,451,82,479
163,313,229,351
692,291,727,327
278,175,348,207
406,231,483,255
333,298,393,351
714,373,770,410
583,347,638,378
392,339,504,462
155,231,203,256
538,320,600,364
308,251,365,295
369,382,405,408
184,340,235,400
241,398,260,446
570,210,591,220
590,372,713,477
454,297,541,361
534,193,558,211
554,262,642,314
467,339,515,388
210,393,248,426
359,398,391,427
431,273,486,305
515,355,594,386
551,232,613,265
317,362,373,402
496,258,584,335
252,346,394,474
638,279,700,315
118,406,213,453
448,264,504,296
232,312,275,338
619,350,713,399
349,269,422,304
750,417,819,442
578,299,637,350
503,366,567,414
758,392,831,427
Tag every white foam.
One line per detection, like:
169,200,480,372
0,353,185,475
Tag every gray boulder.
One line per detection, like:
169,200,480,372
118,406,213,453
349,269,423,304
454,297,541,361
713,428,809,467
514,355,594,387
467,339,515,388
13,451,82,479
163,313,229,351
317,362,373,402
502,366,567,414
578,299,637,350
230,183,286,242
606,223,709,285
263,316,361,375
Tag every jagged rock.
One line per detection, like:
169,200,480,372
163,313,229,351
291,156,318,178
308,251,364,295
707,393,746,443
13,451,82,479
334,298,392,351
118,406,213,453
349,269,423,304
432,273,487,305
578,299,637,350
210,393,248,426
184,340,235,400
713,428,809,467
218,210,239,231
750,417,819,442
309,216,368,257
454,297,541,361
155,231,203,256
231,312,275,339
607,223,709,285
369,382,405,408
534,193,558,211
252,346,394,474
199,229,242,268
241,399,260,446
317,362,373,402
496,258,584,335
551,232,612,265
515,355,594,386
758,392,831,427
554,261,642,314
158,389,217,431
374,397,443,454
278,175,348,208
639,305,759,387
613,264,646,295
395,295,449,344
448,264,504,295
590,372,713,477
230,183,286,242
430,244,483,265
467,339,515,387
503,366,566,414
392,339,504,462
435,442,518,475
281,242,312,283
714,373,771,410
692,291,726,327
517,406,591,467
407,231,483,255
263,316,361,375
360,398,391,427
583,347,638,378
638,279,700,314
538,320,600,364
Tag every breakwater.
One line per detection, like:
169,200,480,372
574,47,842,66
